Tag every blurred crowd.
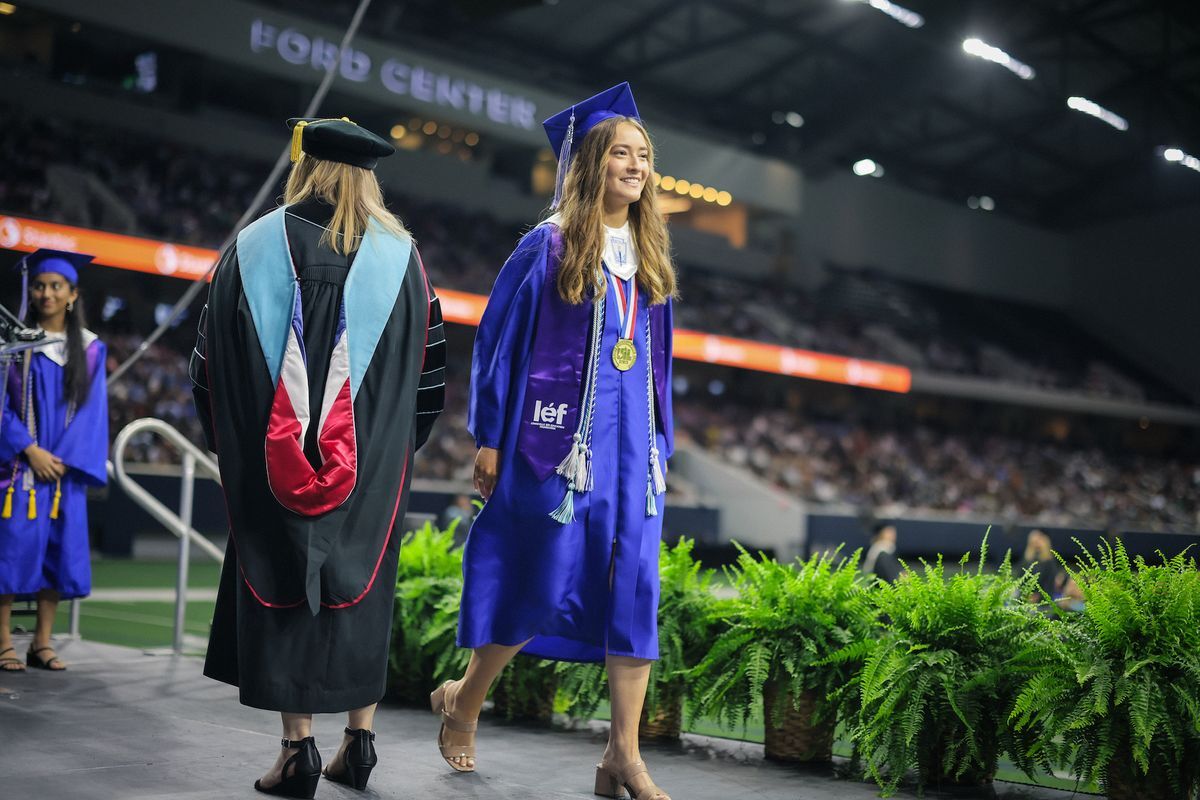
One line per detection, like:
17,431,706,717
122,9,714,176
678,401,1200,532
104,334,207,464
0,108,1171,403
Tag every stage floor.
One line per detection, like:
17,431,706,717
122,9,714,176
0,637,1082,800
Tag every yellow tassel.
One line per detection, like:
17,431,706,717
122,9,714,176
27,487,36,520
2,486,12,519
50,481,61,520
290,120,309,163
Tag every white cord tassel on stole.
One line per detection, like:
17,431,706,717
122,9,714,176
650,446,667,495
549,290,604,524
550,480,576,524
551,110,575,210
555,432,584,481
644,313,664,517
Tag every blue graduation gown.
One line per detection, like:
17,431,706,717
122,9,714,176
461,225,672,663
0,338,108,599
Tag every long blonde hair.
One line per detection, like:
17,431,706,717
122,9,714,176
283,155,410,254
554,116,677,306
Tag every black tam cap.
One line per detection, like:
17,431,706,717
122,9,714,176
286,117,395,170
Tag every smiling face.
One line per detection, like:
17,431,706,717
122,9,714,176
30,271,78,323
603,121,651,211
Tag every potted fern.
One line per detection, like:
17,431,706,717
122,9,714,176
557,538,717,739
688,545,874,763
836,538,1044,796
1010,541,1200,800
389,522,468,705
492,656,559,723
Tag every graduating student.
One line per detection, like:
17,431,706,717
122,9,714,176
191,117,445,798
434,83,676,800
0,249,108,674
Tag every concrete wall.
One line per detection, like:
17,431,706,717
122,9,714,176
798,171,1073,309
1070,206,1200,402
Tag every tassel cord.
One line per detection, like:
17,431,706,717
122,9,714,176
549,285,605,523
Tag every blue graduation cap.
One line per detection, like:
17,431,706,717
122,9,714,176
15,249,93,320
19,249,94,286
543,82,641,208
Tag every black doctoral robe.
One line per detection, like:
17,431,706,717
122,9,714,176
191,198,445,711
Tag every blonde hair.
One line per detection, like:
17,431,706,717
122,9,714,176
554,116,677,306
283,155,410,254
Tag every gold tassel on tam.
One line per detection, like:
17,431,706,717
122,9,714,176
50,481,61,519
27,487,36,520
290,120,309,162
2,485,12,519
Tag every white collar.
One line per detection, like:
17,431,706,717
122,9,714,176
32,328,97,367
537,213,639,280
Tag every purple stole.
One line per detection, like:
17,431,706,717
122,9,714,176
516,228,669,481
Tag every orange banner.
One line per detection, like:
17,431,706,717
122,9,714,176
2,215,911,392
1,214,218,280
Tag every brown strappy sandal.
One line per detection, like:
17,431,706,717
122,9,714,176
0,646,26,672
594,759,671,800
429,679,477,772
27,646,66,671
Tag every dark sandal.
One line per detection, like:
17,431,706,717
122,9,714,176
0,646,26,672
322,727,377,790
26,646,66,671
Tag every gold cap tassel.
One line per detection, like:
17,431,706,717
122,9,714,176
290,120,309,163
50,480,62,520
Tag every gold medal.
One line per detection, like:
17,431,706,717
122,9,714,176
612,338,637,371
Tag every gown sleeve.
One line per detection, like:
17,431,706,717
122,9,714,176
54,340,109,486
414,249,445,451
190,245,239,455
0,369,34,462
467,227,550,450
659,296,675,461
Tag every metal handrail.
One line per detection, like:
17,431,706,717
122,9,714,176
106,418,224,654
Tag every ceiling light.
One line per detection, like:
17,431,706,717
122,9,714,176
0,4,17,15
784,111,804,128
390,124,406,139
963,37,1035,80
979,195,995,211
852,158,883,177
1161,147,1200,173
842,0,923,29
716,191,733,206
1067,96,1128,131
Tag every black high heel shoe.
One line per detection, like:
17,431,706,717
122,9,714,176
254,736,321,799
324,727,378,791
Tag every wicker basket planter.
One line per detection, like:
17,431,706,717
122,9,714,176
1106,758,1192,800
639,686,683,740
490,660,557,724
762,680,834,763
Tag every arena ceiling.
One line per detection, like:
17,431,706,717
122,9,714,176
262,0,1200,228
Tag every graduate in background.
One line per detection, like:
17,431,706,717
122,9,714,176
0,249,108,673
434,83,676,800
191,117,444,798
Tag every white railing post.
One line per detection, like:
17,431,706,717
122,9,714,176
172,452,196,655
102,418,224,654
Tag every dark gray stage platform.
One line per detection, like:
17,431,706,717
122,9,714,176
0,637,1080,800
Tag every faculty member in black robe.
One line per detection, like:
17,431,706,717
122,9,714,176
191,117,444,798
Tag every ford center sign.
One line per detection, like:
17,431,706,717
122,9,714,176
250,19,538,130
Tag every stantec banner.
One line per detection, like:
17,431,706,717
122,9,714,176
0,215,911,393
